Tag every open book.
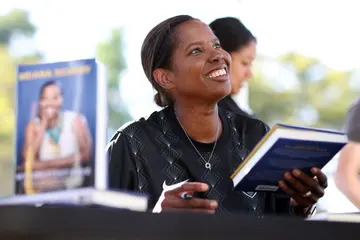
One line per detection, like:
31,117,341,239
231,124,347,192
0,58,148,212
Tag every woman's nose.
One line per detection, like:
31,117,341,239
208,50,224,63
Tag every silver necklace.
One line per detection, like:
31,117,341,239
175,112,219,170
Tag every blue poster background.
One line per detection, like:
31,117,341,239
16,59,97,165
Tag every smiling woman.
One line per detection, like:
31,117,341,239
140,15,231,109
107,15,327,216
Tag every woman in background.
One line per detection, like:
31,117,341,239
209,17,257,118
335,98,360,209
21,80,92,191
108,15,327,216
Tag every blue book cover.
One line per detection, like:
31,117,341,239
14,59,107,195
231,124,347,192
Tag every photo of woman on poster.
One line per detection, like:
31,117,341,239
19,80,93,192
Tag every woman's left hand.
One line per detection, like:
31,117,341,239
278,167,328,215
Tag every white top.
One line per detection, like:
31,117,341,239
34,110,85,189
35,110,79,162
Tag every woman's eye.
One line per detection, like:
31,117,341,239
191,48,201,55
213,43,221,49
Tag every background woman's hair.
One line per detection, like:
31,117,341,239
140,15,196,107
209,17,256,53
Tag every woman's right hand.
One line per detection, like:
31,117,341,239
161,182,218,214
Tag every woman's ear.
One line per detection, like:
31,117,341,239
153,68,176,90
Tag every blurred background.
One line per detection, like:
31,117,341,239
0,0,359,213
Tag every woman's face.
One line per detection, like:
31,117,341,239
166,20,232,104
229,40,256,95
39,84,63,118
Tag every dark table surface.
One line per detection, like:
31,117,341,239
0,205,359,240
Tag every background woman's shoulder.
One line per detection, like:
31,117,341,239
345,98,360,142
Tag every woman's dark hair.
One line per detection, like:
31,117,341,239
141,15,196,107
209,17,256,53
39,80,62,99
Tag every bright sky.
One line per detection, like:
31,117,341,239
2,0,359,67
1,0,359,120
1,0,359,213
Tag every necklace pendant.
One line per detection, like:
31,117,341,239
205,162,211,169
